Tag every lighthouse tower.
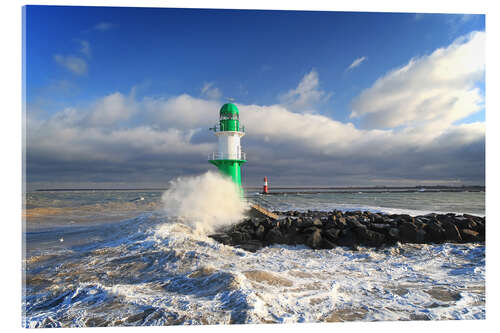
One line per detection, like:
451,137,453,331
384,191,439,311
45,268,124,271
209,103,246,192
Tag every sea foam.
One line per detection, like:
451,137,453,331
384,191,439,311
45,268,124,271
160,171,249,235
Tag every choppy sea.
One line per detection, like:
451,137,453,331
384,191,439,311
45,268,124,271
23,188,485,327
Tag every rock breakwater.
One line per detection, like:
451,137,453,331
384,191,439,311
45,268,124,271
209,210,485,252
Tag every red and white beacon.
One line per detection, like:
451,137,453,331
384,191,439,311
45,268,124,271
262,176,269,194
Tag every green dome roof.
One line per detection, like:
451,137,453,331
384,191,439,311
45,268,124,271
219,103,239,115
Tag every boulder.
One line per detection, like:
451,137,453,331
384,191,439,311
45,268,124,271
335,217,347,229
399,222,418,243
388,228,400,240
441,221,462,242
321,238,336,249
454,216,476,230
264,228,283,244
474,221,485,234
346,216,365,229
416,229,426,243
255,225,266,241
251,218,262,229
460,229,481,242
230,231,251,243
371,223,391,231
336,229,358,247
312,218,323,227
306,228,322,249
359,229,385,247
423,221,445,243
324,228,341,242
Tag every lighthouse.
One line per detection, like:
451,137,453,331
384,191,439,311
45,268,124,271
209,103,246,193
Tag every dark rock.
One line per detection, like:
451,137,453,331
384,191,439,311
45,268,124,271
353,225,369,239
230,231,251,243
372,214,385,223
209,234,232,245
336,229,357,247
287,227,308,245
392,214,412,222
388,228,400,240
454,216,476,230
424,221,445,243
346,216,365,229
299,217,316,228
312,218,323,227
251,219,262,229
399,222,418,242
324,228,341,242
474,221,485,234
416,229,426,243
460,229,480,242
306,228,323,249
321,238,336,249
264,228,283,244
463,214,481,222
303,226,321,234
441,221,462,242
336,217,347,229
255,225,266,241
371,223,391,231
359,229,385,247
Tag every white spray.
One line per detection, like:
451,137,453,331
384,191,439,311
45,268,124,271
160,171,249,235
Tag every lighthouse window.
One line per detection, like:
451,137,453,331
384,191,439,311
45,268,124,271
220,114,239,120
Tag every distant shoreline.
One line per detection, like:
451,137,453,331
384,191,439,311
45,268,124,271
32,185,485,192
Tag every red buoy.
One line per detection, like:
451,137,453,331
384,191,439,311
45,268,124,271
262,176,268,194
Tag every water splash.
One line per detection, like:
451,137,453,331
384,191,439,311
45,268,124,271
160,171,249,235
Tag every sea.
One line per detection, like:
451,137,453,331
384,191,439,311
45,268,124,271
22,180,486,327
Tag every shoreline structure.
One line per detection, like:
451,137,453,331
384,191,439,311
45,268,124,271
210,209,485,252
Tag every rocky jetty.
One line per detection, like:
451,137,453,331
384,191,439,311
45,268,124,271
209,210,485,252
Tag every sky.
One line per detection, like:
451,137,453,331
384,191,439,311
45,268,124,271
24,5,486,189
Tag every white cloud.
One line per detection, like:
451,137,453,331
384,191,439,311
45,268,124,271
87,92,138,126
79,40,91,57
144,94,219,129
94,22,118,31
279,69,330,112
351,31,485,131
200,82,222,100
346,56,367,71
54,54,88,75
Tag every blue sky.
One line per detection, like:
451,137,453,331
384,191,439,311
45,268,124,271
24,6,486,188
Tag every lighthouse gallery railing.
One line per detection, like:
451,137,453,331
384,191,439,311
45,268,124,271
210,124,245,133
208,152,246,161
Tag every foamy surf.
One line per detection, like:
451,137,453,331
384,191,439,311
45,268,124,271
161,171,249,235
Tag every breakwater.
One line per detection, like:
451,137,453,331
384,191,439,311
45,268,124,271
209,210,485,252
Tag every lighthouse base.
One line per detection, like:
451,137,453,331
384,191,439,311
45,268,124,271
209,159,245,191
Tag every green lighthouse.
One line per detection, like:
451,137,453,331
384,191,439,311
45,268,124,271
209,103,246,192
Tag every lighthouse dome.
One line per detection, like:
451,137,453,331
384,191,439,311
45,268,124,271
219,103,239,116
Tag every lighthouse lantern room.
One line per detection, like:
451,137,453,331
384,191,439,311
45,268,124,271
209,103,246,191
